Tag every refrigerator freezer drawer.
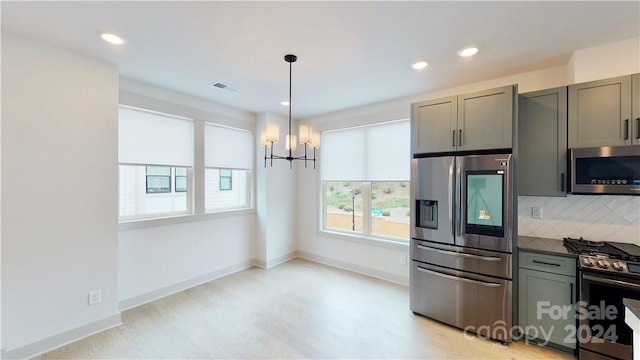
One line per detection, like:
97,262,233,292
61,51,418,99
411,239,512,279
410,260,513,342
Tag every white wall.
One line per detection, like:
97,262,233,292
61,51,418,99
117,80,258,309
1,33,120,355
118,215,256,303
297,39,640,285
255,113,298,268
568,37,640,84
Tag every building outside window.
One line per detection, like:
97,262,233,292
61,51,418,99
146,166,171,193
219,169,233,191
320,120,410,241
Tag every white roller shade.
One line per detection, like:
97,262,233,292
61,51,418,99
365,120,410,181
205,123,253,169
119,106,194,166
321,120,409,181
321,127,365,180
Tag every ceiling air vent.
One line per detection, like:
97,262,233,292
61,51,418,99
211,81,239,92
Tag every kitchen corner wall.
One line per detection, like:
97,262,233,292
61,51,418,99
518,195,640,244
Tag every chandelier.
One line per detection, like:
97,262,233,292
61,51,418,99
260,54,320,169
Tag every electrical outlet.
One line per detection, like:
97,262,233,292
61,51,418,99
88,289,102,306
532,207,543,219
400,255,408,265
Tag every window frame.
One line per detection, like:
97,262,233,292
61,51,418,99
322,180,409,243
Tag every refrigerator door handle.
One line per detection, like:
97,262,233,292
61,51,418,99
454,157,462,239
416,266,501,287
449,159,455,238
416,244,502,262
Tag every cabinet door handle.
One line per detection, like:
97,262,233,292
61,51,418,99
624,119,629,140
570,282,574,304
458,129,463,146
452,130,456,147
560,173,565,192
532,259,561,267
636,118,640,140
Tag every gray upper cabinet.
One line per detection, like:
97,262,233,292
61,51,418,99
411,85,515,154
457,86,514,151
411,96,457,154
518,87,568,196
568,75,635,148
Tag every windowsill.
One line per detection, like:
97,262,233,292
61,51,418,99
118,208,256,231
318,229,409,251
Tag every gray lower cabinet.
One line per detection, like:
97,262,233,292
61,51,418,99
568,75,638,148
518,251,576,350
411,85,515,154
518,87,568,196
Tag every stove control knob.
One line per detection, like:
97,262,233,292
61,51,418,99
597,259,610,269
612,261,626,271
581,257,594,267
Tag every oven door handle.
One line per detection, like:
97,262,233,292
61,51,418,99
583,274,640,289
416,244,502,262
417,266,501,288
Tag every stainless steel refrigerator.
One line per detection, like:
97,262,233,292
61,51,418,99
410,152,514,342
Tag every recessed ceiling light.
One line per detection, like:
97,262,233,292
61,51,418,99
457,47,479,57
281,101,290,106
100,33,125,45
411,61,428,70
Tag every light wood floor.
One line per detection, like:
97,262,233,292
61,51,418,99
37,258,573,359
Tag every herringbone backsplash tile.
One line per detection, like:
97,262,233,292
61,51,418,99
518,195,640,244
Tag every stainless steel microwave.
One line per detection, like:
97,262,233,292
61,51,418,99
570,146,640,195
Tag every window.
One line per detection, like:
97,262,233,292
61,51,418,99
146,166,171,193
204,123,253,212
118,106,194,220
175,167,188,192
321,120,410,241
219,169,232,191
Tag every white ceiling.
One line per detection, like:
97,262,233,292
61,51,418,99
2,1,639,118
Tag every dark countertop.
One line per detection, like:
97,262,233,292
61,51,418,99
518,236,577,258
624,298,640,321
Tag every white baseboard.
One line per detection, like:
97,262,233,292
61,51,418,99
1,313,121,360
118,259,257,311
297,251,409,286
265,251,297,269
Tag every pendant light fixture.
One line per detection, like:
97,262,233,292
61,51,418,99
260,54,320,169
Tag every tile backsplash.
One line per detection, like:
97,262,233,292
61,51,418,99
518,195,640,244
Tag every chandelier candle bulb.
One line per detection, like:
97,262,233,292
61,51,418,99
285,134,298,151
260,131,268,146
311,132,321,149
299,125,312,144
266,124,280,143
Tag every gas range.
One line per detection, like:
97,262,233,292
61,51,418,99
563,237,640,277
